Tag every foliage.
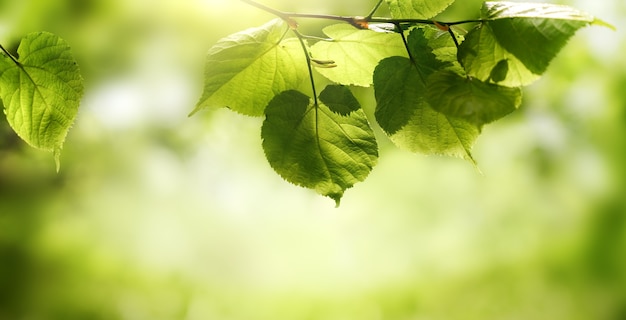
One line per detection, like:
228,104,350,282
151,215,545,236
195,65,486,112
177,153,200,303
192,0,612,204
0,0,613,204
0,32,83,170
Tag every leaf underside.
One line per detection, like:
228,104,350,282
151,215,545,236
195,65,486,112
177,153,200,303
0,31,83,168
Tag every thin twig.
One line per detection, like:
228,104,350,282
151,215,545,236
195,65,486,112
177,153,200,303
366,0,385,19
240,0,485,28
0,44,20,66
292,29,319,106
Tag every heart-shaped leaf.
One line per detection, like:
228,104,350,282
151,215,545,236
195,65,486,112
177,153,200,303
261,87,378,206
0,32,84,169
193,19,308,116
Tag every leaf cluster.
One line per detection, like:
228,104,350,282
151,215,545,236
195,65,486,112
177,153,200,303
192,0,611,205
0,1,611,204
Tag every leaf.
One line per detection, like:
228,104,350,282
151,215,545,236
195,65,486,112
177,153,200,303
192,19,308,117
426,70,522,126
373,57,424,135
458,22,540,87
310,24,407,87
261,88,378,206
317,85,360,116
0,32,84,169
385,0,455,19
372,28,452,131
374,57,478,162
460,1,614,85
389,106,480,163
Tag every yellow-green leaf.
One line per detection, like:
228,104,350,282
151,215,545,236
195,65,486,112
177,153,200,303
0,32,84,168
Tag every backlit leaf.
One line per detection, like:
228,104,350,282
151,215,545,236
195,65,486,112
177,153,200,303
310,24,407,87
385,0,455,19
261,88,378,206
0,32,83,169
458,23,540,87
374,57,478,162
193,19,308,116
460,1,614,85
426,70,522,126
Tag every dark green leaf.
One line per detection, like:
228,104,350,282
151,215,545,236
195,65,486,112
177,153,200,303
407,27,449,77
373,57,424,135
0,32,84,169
193,19,308,116
426,70,522,126
458,23,540,86
318,85,360,116
261,89,378,206
460,1,615,82
373,57,478,162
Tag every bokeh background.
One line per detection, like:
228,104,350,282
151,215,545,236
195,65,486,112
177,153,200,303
1,0,625,319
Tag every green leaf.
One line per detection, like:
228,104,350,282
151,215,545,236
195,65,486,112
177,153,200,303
310,24,407,87
407,27,449,76
192,19,308,117
374,27,456,134
0,32,84,169
460,1,613,84
426,70,522,126
373,57,424,135
389,106,480,163
458,23,540,87
385,0,455,19
317,85,360,116
261,88,378,206
374,57,478,162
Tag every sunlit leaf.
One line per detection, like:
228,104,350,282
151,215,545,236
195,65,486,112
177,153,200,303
426,70,522,126
193,19,308,116
0,32,83,169
390,106,479,163
374,57,478,162
385,0,455,19
458,23,540,87
310,24,407,87
460,1,614,84
261,87,378,206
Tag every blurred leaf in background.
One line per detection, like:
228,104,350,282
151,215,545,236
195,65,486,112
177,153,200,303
1,0,625,319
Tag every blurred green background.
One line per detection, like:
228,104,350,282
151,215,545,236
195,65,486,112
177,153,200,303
1,0,625,319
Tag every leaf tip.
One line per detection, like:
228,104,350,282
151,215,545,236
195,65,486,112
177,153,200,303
188,105,203,117
592,18,616,31
327,193,343,208
53,148,62,173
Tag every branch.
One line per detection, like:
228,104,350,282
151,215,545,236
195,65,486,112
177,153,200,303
239,0,486,31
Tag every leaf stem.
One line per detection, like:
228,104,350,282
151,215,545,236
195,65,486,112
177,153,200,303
293,30,319,107
398,27,415,66
447,26,460,49
0,44,20,66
